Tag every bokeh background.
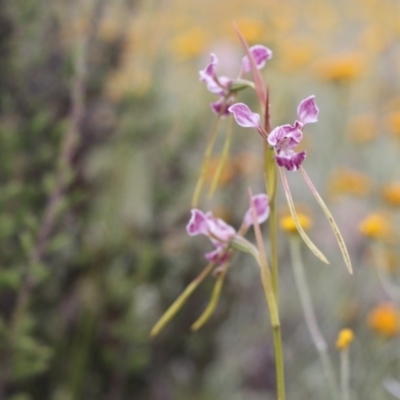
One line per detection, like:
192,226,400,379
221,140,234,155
1,0,400,399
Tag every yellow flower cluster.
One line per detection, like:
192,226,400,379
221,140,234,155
358,213,393,240
279,213,312,234
336,328,354,350
367,303,400,337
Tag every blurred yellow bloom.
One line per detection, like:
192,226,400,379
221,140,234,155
236,18,264,43
315,53,364,82
170,27,208,61
385,111,400,136
347,114,377,144
359,213,393,240
326,168,371,200
382,183,400,207
336,328,354,350
368,303,400,337
279,213,311,234
279,36,317,72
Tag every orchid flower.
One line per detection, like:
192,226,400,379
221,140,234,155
229,96,319,171
199,45,272,116
228,97,352,273
187,194,269,264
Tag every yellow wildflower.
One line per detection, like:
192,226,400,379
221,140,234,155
385,111,400,136
358,213,393,240
170,27,208,61
336,328,354,350
279,36,317,72
279,213,311,234
346,114,377,144
382,183,400,207
315,53,364,82
368,303,400,337
326,168,371,200
235,18,264,43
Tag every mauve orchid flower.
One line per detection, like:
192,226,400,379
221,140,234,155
229,96,319,171
186,194,269,264
199,45,272,116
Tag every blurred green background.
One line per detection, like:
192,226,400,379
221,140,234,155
1,0,400,399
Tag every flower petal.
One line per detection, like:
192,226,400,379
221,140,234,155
276,151,306,171
186,209,209,236
297,95,319,126
242,45,273,74
228,103,261,129
243,193,270,227
205,246,230,265
268,124,302,148
199,53,218,81
210,96,234,117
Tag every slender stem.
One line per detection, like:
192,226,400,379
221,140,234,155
248,191,285,400
289,236,339,400
264,145,279,300
340,348,351,400
191,110,224,207
208,113,234,198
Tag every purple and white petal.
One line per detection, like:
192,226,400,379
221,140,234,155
268,124,302,148
297,95,319,126
199,53,218,81
242,45,273,74
228,103,261,129
205,246,230,265
275,150,306,172
186,209,209,236
243,193,270,227
210,95,235,117
206,216,236,242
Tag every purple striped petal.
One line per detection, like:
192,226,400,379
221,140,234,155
228,103,261,129
275,151,306,171
242,45,273,74
297,95,319,126
243,194,270,227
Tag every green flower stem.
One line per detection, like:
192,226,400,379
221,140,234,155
208,113,234,198
249,193,285,400
288,236,339,400
191,110,224,208
264,144,279,300
340,347,351,400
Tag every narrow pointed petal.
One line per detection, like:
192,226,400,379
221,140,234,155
243,193,270,227
242,45,273,73
300,167,353,274
297,95,319,125
279,168,329,264
228,103,261,129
